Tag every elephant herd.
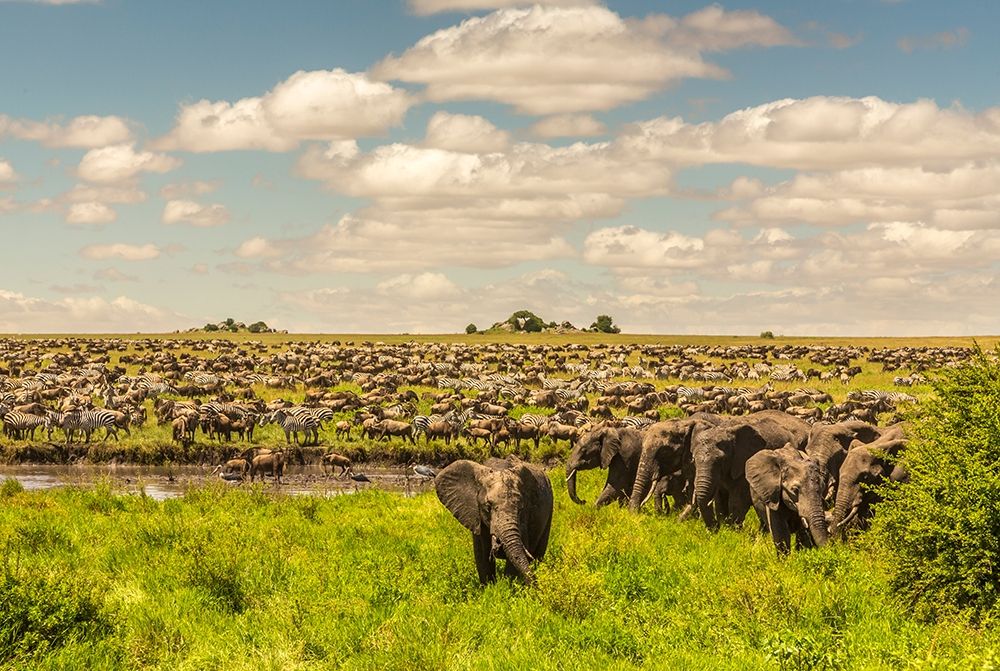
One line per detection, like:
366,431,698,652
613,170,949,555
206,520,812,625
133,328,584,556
437,412,906,584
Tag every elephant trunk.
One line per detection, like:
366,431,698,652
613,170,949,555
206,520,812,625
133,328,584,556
693,468,717,530
566,467,585,505
831,485,859,536
629,450,656,512
802,496,829,547
495,518,535,585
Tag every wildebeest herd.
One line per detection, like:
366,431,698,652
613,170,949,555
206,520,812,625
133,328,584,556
0,336,969,579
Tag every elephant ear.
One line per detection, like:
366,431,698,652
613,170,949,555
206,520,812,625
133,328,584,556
746,451,782,510
600,428,622,469
435,460,491,532
514,462,553,511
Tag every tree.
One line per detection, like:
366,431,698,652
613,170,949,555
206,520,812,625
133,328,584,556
224,317,235,327
465,323,478,334
204,323,219,332
248,321,269,334
760,331,775,339
522,316,544,332
590,315,620,334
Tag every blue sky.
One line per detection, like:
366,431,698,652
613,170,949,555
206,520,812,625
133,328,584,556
1,0,997,334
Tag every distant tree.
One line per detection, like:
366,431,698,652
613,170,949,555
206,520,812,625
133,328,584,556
590,315,620,334
204,323,219,332
224,317,236,327
523,316,544,333
465,323,478,334
248,321,269,333
760,331,775,339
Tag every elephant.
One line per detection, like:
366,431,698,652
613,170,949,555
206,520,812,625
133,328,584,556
747,444,829,554
628,413,723,513
565,425,643,507
690,410,811,530
805,421,894,501
435,457,553,586
831,435,907,535
249,449,286,484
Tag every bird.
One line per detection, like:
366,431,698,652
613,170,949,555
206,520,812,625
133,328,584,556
350,472,371,483
412,464,437,479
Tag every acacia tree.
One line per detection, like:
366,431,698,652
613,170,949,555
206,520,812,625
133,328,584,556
590,315,620,334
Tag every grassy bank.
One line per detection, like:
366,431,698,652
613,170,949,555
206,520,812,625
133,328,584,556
1,474,996,670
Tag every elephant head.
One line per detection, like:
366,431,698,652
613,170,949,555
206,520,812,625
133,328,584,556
831,436,907,534
806,420,888,499
566,424,621,505
746,444,829,552
435,458,553,585
629,414,721,512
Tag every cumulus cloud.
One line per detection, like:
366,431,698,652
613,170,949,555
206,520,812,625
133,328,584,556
159,180,219,200
162,199,230,227
80,243,160,261
0,114,132,148
376,272,462,300
0,289,184,333
374,5,794,114
153,69,414,152
0,159,17,184
530,114,606,138
617,96,1000,171
423,111,510,152
66,201,116,225
77,143,180,184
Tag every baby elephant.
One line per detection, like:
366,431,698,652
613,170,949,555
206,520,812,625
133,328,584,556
747,444,829,554
321,451,352,477
435,457,553,586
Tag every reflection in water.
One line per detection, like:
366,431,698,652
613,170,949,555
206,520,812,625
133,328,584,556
0,464,432,501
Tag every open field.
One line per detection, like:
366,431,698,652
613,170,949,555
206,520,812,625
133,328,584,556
2,477,998,671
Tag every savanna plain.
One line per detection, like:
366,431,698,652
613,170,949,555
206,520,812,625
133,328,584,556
1,333,999,670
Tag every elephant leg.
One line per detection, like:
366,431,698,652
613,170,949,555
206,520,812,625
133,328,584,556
726,485,753,527
594,483,618,507
794,524,814,550
472,531,496,584
766,508,791,555
753,503,769,535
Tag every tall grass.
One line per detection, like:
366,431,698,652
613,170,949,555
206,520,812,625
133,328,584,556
1,473,997,670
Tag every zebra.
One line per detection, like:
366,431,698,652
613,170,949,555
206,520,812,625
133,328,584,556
259,409,319,445
49,409,120,444
436,377,465,391
620,416,656,431
3,411,46,440
675,386,706,402
517,413,551,427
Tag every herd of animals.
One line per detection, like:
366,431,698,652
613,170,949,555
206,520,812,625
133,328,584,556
0,336,970,583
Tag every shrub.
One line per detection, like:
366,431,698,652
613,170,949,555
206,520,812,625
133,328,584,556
871,346,1000,620
760,331,775,339
248,321,269,333
465,323,477,334
590,315,621,334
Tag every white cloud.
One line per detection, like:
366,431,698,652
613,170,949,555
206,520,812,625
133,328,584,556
66,201,116,225
63,184,146,204
77,143,180,184
618,96,1000,170
235,236,280,259
0,289,184,333
0,114,132,148
374,5,794,114
154,69,414,152
530,114,606,138
162,199,230,227
80,243,160,261
408,0,595,15
0,159,16,183
897,28,968,54
93,268,137,283
376,272,462,300
423,111,510,152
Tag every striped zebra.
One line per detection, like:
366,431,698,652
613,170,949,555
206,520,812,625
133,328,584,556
259,409,319,445
436,377,465,391
517,413,551,427
3,411,46,440
620,416,655,431
49,409,120,444
675,386,706,402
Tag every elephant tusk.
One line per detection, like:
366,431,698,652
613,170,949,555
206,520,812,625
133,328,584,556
640,486,656,507
565,469,576,483
838,505,859,528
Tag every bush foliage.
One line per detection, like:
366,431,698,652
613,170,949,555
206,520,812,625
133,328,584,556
872,346,1000,621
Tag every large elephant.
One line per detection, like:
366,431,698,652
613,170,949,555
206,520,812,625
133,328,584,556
628,413,722,513
565,425,643,507
435,457,553,585
747,444,829,554
805,421,895,501
691,410,810,530
831,435,907,535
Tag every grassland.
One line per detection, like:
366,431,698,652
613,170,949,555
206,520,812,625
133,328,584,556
1,474,997,671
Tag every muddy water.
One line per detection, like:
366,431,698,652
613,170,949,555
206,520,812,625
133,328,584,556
0,464,435,501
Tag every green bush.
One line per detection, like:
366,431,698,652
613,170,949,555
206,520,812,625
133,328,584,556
871,346,1000,621
760,330,775,339
465,323,477,334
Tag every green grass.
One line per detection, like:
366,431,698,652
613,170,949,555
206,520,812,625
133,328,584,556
0,475,997,670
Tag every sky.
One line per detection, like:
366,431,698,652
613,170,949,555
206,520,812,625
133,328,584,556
1,0,998,335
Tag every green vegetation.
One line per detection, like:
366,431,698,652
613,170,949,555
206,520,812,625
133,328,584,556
0,477,997,670
465,323,478,334
761,330,775,339
192,319,277,334
590,314,620,334
873,346,1000,622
